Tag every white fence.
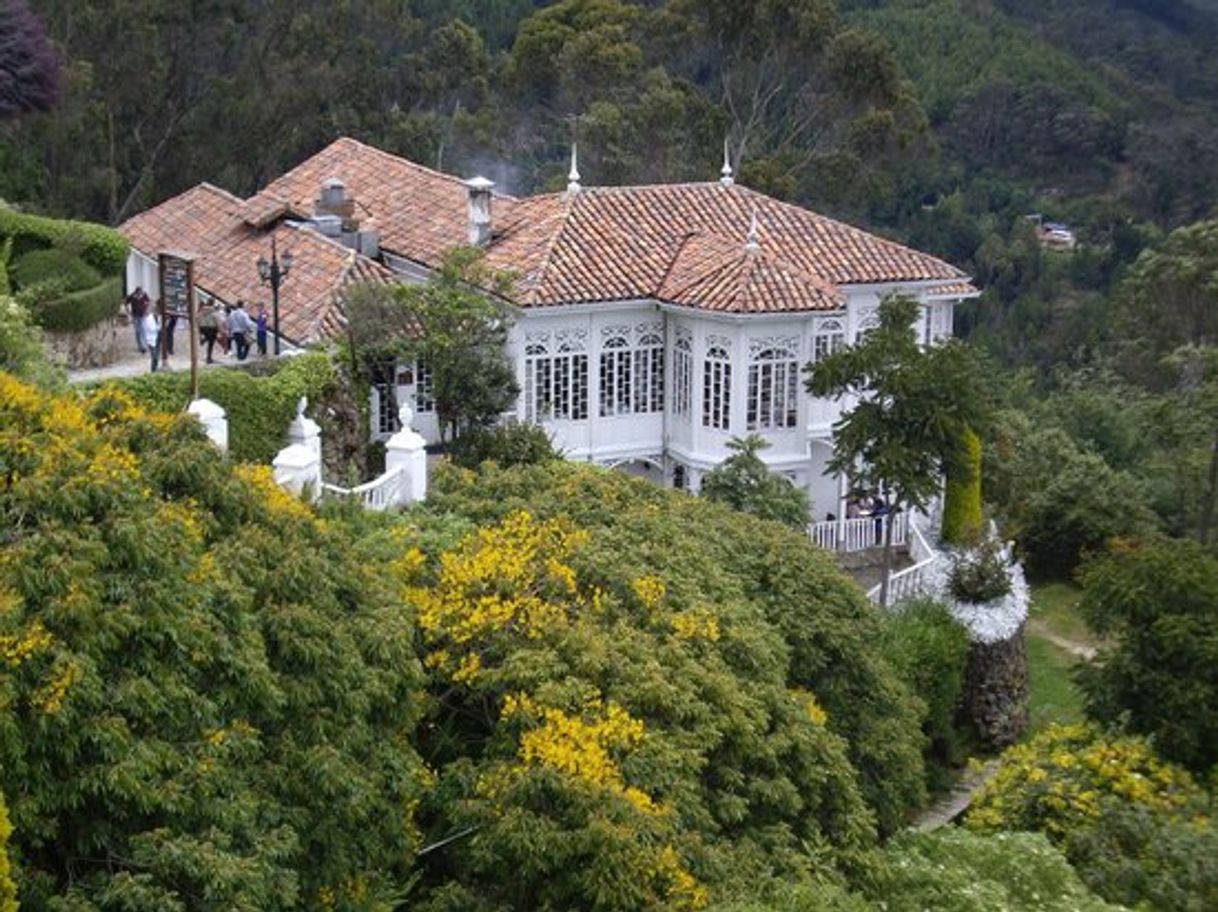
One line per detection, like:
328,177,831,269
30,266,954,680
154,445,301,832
866,511,938,605
808,512,908,553
321,466,408,512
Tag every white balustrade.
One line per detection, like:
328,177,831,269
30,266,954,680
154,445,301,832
321,465,408,512
808,512,908,553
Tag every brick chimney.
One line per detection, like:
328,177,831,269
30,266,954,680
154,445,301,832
464,176,495,246
314,177,358,231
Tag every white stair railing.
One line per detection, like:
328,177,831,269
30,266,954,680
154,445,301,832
808,512,908,553
321,465,407,512
866,510,937,605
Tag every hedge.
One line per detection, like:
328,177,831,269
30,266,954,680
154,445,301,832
26,276,123,333
942,426,983,544
0,208,128,276
10,248,101,292
98,351,337,463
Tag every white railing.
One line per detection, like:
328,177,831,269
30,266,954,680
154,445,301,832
321,465,407,511
866,510,938,605
808,512,908,553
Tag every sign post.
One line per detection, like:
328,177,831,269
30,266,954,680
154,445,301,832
158,252,198,397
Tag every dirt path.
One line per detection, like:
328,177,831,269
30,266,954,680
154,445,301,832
911,760,1001,832
1026,618,1097,661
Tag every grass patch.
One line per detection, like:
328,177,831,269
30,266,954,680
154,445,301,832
1028,580,1094,644
1026,633,1085,734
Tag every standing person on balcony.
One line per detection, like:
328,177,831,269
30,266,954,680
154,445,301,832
125,286,150,353
871,493,888,542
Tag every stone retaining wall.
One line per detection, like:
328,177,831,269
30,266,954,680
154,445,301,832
965,622,1029,749
45,316,124,369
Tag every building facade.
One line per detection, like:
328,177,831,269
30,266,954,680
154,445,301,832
120,138,977,520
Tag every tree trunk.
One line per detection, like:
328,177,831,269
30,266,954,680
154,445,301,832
1198,427,1218,544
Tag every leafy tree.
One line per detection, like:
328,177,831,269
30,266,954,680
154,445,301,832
0,375,428,908
941,425,982,544
1076,538,1218,775
0,0,59,120
806,295,990,604
700,434,810,529
984,409,1157,576
418,460,929,840
348,248,519,443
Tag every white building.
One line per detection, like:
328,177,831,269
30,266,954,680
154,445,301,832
120,138,978,520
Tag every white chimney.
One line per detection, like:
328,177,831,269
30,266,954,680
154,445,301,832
464,176,495,246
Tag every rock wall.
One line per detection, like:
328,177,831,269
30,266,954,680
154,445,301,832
965,622,1029,749
45,317,123,369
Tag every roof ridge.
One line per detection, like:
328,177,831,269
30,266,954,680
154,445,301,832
517,193,579,305
324,136,520,200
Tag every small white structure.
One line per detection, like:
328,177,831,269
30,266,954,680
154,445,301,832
186,397,228,452
385,403,428,505
272,397,323,500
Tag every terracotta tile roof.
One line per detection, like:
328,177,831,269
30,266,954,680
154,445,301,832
924,281,981,299
657,232,842,313
122,136,974,326
120,182,393,345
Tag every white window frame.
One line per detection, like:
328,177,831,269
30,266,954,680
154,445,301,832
525,340,588,422
746,347,800,431
672,332,693,418
813,318,847,362
702,345,732,431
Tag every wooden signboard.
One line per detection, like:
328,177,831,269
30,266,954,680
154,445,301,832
157,252,199,397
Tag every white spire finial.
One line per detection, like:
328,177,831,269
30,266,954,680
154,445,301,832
746,207,761,253
720,137,734,187
567,143,581,194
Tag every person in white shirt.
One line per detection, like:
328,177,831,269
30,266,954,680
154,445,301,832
142,310,161,372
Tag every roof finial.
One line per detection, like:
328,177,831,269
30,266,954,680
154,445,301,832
720,137,734,187
567,142,582,194
745,207,761,253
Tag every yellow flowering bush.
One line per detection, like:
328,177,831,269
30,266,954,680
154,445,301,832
967,724,1204,840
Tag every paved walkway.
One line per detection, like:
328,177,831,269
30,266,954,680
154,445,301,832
1026,618,1098,661
911,759,1001,832
69,318,270,385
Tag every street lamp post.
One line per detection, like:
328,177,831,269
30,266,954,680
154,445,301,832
257,236,294,356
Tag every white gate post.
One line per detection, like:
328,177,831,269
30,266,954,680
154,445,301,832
385,404,427,506
186,398,228,452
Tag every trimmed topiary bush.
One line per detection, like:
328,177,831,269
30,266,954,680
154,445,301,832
0,208,128,275
942,426,983,544
19,275,122,333
10,247,101,292
948,536,1013,604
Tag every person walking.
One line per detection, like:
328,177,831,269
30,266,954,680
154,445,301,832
142,309,161,372
255,303,269,357
125,287,150,353
228,300,254,361
198,302,220,363
219,305,232,355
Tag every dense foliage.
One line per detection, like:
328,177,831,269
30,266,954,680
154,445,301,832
102,350,336,464
0,296,59,387
941,426,982,543
968,724,1217,911
447,419,560,470
1076,538,1218,775
0,373,429,909
0,0,59,120
700,435,810,529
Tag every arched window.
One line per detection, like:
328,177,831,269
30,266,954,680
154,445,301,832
672,333,692,417
525,338,588,421
746,347,799,430
702,345,732,430
633,332,664,413
599,335,632,417
813,319,846,362
672,463,687,491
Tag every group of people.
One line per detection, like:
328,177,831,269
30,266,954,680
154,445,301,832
124,287,270,372
197,300,268,364
845,493,890,520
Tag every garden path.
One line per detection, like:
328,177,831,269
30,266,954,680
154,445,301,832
911,759,1001,832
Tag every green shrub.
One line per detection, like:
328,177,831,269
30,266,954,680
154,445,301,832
0,208,128,275
942,426,983,543
879,598,971,788
101,351,337,463
9,247,101,292
448,419,559,469
0,297,61,388
948,537,1013,603
871,828,1119,911
1066,801,1218,912
422,460,929,837
0,376,427,909
20,275,122,333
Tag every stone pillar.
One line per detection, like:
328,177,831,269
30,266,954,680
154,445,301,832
187,398,228,452
272,444,322,501
965,622,1030,749
385,404,427,505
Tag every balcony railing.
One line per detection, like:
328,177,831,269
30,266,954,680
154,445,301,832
808,512,908,553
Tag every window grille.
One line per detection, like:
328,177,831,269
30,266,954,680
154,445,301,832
746,348,799,430
673,334,692,417
525,341,588,421
702,345,732,430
